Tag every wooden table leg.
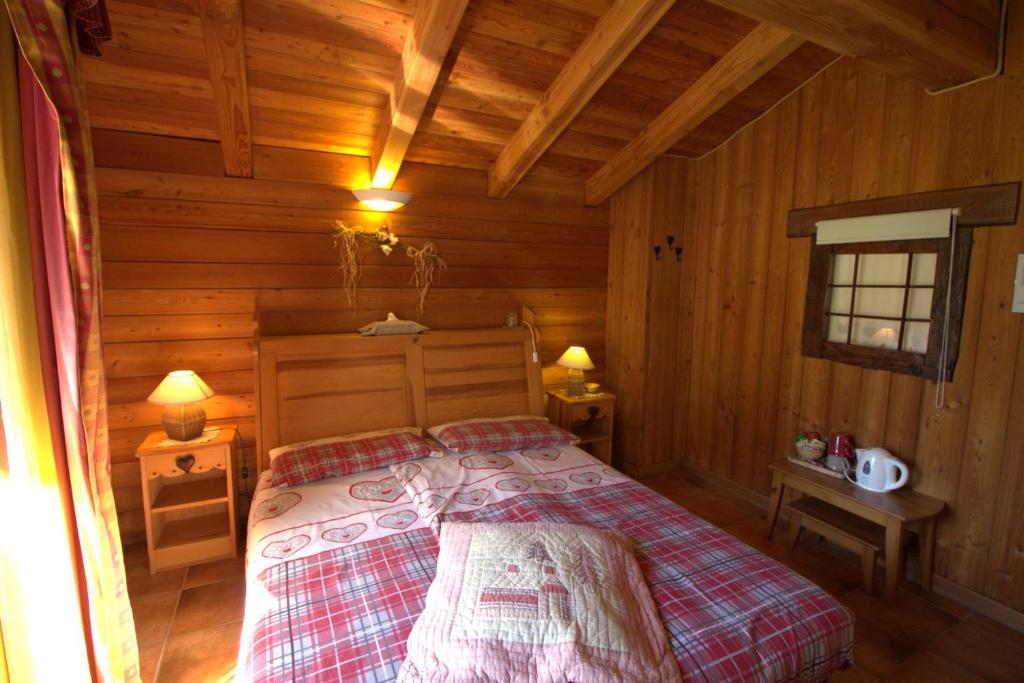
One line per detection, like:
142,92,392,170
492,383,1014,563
862,547,877,596
765,471,785,540
786,511,803,550
884,519,905,606
919,517,937,592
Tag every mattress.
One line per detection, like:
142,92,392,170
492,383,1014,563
237,446,854,682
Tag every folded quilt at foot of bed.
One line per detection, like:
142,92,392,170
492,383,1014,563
398,521,681,683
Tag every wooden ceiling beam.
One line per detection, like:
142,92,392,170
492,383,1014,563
585,24,803,206
705,0,1000,91
197,0,253,178
371,0,469,189
487,0,676,199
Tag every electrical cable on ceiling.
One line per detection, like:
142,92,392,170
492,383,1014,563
926,0,1009,96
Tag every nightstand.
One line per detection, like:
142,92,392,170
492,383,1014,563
135,425,238,573
545,390,615,464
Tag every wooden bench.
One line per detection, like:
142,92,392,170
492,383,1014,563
787,496,893,595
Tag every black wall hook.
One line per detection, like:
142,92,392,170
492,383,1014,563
666,235,675,248
653,245,662,260
675,246,683,261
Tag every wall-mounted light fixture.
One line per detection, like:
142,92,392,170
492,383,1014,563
352,188,411,212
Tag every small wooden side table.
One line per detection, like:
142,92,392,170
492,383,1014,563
766,460,944,605
136,425,238,573
546,390,615,464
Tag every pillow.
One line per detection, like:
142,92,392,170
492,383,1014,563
270,431,435,487
268,427,426,462
428,415,579,455
358,312,429,336
398,521,681,682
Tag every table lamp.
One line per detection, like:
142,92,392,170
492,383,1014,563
147,370,215,441
556,346,595,397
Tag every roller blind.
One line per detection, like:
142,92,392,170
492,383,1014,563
815,208,956,245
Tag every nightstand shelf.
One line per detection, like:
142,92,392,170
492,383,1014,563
155,510,231,550
136,426,238,573
546,390,615,464
152,475,229,512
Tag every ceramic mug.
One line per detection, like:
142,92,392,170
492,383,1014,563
825,454,849,472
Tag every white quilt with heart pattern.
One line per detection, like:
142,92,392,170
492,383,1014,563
246,467,429,580
391,444,628,527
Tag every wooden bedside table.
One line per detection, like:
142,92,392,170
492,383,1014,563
135,425,239,573
546,390,615,464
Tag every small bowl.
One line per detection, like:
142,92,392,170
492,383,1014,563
795,441,826,461
584,383,601,393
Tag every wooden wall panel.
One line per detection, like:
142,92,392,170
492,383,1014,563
95,130,609,543
605,156,688,477
606,6,1024,612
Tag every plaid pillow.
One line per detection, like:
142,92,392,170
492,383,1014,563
270,432,434,487
432,417,579,455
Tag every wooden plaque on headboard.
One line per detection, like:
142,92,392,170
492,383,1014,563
255,327,544,472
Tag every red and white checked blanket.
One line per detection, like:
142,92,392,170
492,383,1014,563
238,447,854,682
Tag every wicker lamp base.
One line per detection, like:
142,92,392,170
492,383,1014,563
566,368,586,397
162,403,207,441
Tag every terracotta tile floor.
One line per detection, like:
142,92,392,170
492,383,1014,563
124,544,244,683
126,472,1024,682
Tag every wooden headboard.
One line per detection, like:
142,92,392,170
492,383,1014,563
255,327,544,472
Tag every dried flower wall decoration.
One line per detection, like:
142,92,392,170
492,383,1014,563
332,221,447,314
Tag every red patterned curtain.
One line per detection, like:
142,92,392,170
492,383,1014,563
68,0,112,55
1,0,136,680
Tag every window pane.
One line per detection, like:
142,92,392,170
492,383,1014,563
857,253,909,285
832,254,856,285
829,286,852,314
854,287,905,318
852,318,901,349
907,288,934,320
827,315,850,343
903,322,930,353
911,253,937,285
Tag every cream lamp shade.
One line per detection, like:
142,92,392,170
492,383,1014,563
556,346,595,370
148,370,214,405
147,370,215,441
557,346,594,397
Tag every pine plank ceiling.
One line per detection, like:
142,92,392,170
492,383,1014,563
81,0,1000,204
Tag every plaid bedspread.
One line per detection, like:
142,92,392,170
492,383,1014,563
241,477,853,682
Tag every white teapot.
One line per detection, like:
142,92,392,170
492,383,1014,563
845,447,909,492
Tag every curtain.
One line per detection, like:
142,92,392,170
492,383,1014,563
0,2,137,680
67,0,111,56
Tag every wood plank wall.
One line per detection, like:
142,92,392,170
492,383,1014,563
93,130,609,543
605,156,690,478
607,4,1024,611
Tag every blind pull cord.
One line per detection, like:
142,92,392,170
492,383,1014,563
935,210,960,415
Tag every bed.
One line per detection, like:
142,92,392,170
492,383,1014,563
237,326,854,682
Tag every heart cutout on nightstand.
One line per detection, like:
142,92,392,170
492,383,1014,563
175,454,195,473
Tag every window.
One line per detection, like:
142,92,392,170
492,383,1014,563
827,249,936,354
790,182,1020,381
802,232,971,381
